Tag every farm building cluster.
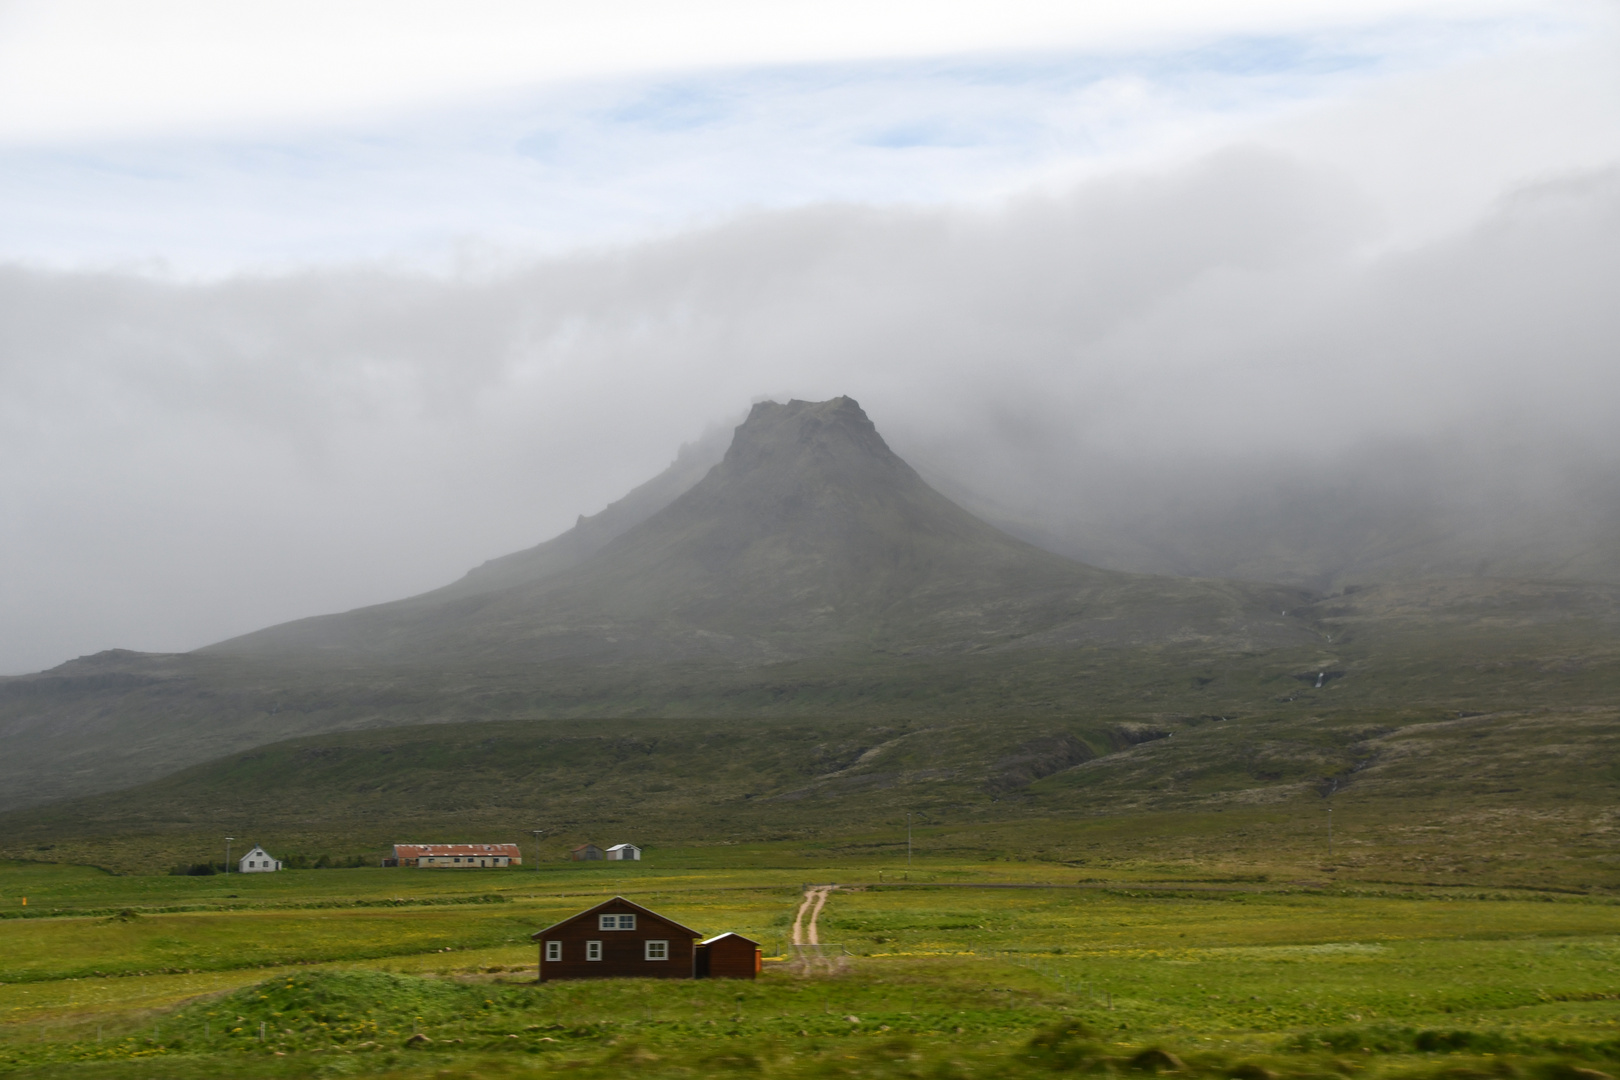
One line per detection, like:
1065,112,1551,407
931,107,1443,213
571,843,640,861
533,897,760,981
220,841,647,871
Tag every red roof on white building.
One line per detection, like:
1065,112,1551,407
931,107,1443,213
393,844,521,858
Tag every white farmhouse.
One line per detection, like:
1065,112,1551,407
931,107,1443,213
605,843,641,861
238,845,282,873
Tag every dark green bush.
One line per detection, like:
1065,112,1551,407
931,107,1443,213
1024,1020,1105,1070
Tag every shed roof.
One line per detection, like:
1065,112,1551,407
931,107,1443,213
605,843,639,851
699,931,760,946
530,896,702,940
393,844,521,858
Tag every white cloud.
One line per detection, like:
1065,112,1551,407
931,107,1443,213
0,9,1608,274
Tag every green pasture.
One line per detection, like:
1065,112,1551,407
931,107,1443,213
2,857,1618,1078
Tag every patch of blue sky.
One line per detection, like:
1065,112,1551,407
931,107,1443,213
603,83,740,133
1175,33,1375,79
863,121,983,151
0,13,1570,274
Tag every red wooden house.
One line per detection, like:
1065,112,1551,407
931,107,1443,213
531,897,759,981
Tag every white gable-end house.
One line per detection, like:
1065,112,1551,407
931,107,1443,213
605,844,641,861
238,845,281,873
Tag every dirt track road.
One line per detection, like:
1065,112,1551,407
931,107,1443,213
791,886,833,945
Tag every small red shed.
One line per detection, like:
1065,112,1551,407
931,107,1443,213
695,932,762,980
532,897,701,982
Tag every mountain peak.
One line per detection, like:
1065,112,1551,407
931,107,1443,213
724,396,889,473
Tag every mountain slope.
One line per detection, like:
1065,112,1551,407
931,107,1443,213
918,446,1620,593
207,398,1306,665
425,420,732,603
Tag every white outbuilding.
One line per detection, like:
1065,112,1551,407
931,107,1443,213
605,843,641,861
238,845,282,873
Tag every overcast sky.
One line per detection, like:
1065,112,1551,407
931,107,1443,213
2,1,1618,673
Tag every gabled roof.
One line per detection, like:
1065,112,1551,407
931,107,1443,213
605,843,639,851
699,931,760,946
393,843,520,858
530,896,702,940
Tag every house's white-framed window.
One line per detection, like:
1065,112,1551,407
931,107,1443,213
644,940,669,961
586,940,603,961
544,941,562,962
599,914,636,930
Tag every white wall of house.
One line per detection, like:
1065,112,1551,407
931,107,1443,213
238,845,281,872
418,854,510,867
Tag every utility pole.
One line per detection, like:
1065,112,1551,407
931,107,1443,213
906,813,912,868
529,829,545,869
224,838,234,875
1327,808,1333,859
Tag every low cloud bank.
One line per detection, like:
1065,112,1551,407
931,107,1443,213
2,148,1617,672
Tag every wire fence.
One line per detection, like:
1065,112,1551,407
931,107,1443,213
780,943,851,975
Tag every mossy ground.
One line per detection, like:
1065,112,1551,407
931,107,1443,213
2,858,1617,1079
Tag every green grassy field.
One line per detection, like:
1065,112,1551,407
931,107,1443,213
2,855,1618,1079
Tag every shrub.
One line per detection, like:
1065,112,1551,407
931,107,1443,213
1024,1021,1105,1070
1129,1047,1185,1073
1416,1030,1512,1055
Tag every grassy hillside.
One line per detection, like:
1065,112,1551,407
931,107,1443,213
5,567,1619,816
6,686,1616,891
